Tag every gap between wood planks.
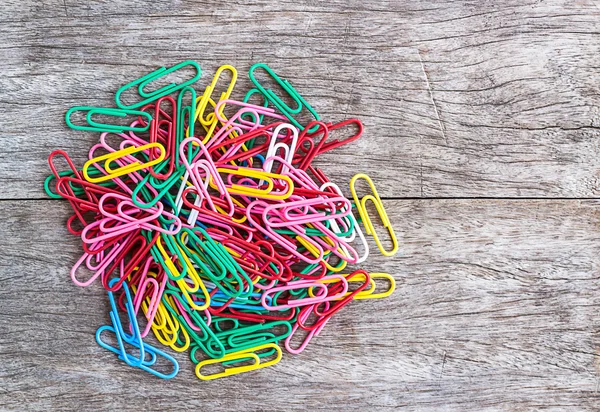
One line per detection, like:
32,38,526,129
4,197,600,202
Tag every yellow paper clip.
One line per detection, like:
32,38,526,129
155,236,211,310
195,343,282,381
148,295,191,352
306,272,394,300
83,142,166,183
322,250,348,273
306,272,372,299
196,65,238,142
150,300,180,347
353,272,395,299
215,167,294,200
350,173,398,257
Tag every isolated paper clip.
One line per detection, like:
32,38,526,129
82,142,166,183
350,173,398,257
115,61,202,110
195,343,282,381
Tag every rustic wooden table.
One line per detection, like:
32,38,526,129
2,1,600,410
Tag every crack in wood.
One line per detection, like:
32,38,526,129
418,48,448,145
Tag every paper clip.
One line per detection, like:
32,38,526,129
321,182,369,263
261,275,349,310
357,273,396,299
263,123,299,175
82,142,166,183
195,343,282,380
66,106,153,133
284,303,329,354
317,118,363,155
216,166,294,200
96,325,179,379
249,63,320,131
196,65,238,141
350,173,398,257
115,61,202,110
306,272,394,300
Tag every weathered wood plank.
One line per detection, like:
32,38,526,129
1,199,600,410
2,0,600,410
0,0,599,199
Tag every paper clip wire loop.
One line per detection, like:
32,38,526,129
350,173,398,257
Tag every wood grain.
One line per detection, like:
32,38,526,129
1,199,600,410
1,0,600,198
2,0,600,410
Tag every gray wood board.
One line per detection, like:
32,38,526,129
1,0,600,199
1,199,600,410
2,0,600,410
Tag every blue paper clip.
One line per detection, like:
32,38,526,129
96,325,179,379
96,325,157,367
106,279,145,367
95,279,180,379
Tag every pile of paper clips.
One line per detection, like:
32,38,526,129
45,61,398,380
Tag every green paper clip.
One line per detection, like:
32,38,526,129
65,106,152,133
115,60,201,110
249,63,320,132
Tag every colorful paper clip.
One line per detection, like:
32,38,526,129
350,173,399,257
195,343,282,380
249,63,320,131
66,106,153,133
116,61,202,110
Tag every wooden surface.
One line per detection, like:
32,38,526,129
1,0,600,410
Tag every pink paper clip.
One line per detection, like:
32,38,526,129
71,233,134,286
262,196,352,227
132,257,167,337
261,274,349,310
284,302,331,354
214,99,287,131
247,200,324,264
79,193,180,244
190,160,235,216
